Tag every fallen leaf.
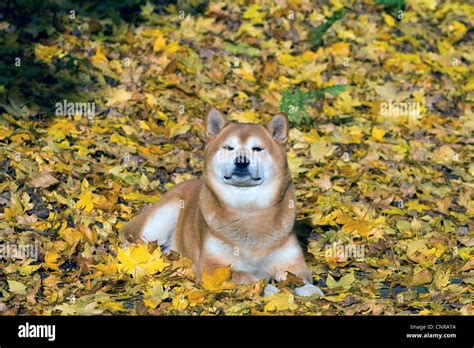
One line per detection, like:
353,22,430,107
264,292,298,311
30,173,59,188
201,267,235,292
8,280,27,295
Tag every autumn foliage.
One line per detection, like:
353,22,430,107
0,0,473,315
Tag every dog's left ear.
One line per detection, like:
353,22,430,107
206,108,227,137
266,114,288,142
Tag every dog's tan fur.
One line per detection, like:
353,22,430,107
121,109,314,287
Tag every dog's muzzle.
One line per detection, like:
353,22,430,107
223,155,263,187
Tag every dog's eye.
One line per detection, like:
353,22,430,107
252,147,264,152
223,145,234,151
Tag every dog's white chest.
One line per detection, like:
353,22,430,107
203,233,297,278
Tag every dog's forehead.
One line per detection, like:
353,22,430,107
220,123,271,145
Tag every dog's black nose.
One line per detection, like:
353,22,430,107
234,155,250,169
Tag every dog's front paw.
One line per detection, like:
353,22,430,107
263,284,280,297
294,284,324,297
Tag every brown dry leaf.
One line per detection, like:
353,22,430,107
30,172,58,188
406,268,433,287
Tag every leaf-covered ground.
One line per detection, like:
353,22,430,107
0,0,473,315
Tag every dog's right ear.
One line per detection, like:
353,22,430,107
206,108,227,137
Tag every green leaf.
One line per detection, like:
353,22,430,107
279,88,312,126
377,0,405,20
279,84,348,127
309,9,345,49
311,84,348,98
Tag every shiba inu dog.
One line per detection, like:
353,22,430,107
121,108,323,297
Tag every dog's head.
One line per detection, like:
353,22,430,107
204,108,289,188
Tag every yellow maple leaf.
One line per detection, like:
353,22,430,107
449,21,467,42
228,111,259,123
172,294,189,310
142,258,170,275
48,119,79,140
93,263,118,276
332,91,361,113
75,179,99,212
76,190,95,212
91,46,109,66
153,32,166,52
187,289,206,305
44,250,61,270
264,292,298,311
406,201,430,212
292,62,327,84
165,41,180,54
337,215,373,237
326,42,350,57
201,267,235,292
117,244,169,278
59,226,83,252
238,66,256,81
91,47,118,78
243,4,267,24
371,127,386,142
